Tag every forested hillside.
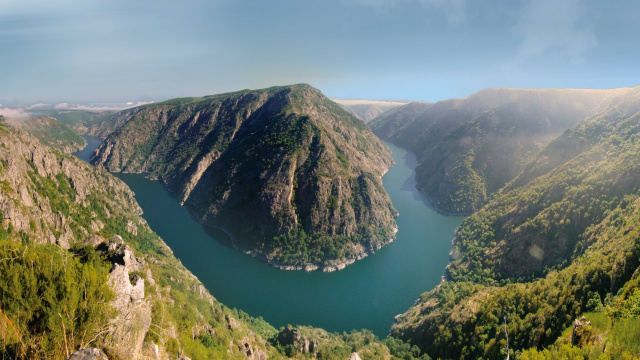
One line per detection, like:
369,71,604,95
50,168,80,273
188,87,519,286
390,88,640,359
370,88,631,214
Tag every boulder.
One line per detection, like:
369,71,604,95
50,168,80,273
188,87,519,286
66,348,108,360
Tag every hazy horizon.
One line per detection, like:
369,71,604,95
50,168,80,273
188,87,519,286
1,0,639,105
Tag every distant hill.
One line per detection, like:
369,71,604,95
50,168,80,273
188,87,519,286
370,88,632,214
92,84,398,271
390,86,640,359
29,109,118,138
333,99,408,123
4,116,86,153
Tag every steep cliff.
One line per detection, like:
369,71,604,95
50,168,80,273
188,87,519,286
92,84,397,271
370,88,632,214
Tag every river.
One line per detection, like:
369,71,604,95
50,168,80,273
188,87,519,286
75,137,464,337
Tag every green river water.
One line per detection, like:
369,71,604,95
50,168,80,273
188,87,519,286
76,138,464,337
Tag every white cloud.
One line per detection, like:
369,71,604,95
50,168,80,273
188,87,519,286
512,0,596,65
51,102,155,111
0,106,29,118
26,103,51,109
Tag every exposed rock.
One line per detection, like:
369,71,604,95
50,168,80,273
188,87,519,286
0,127,141,250
571,316,592,346
126,219,138,235
191,283,215,304
348,352,362,360
238,337,268,360
105,238,152,359
225,314,239,330
108,235,145,272
66,348,108,360
192,323,216,339
276,325,319,355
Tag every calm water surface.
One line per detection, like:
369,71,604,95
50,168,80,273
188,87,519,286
76,138,464,337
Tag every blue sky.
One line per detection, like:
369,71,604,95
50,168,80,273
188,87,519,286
1,0,639,104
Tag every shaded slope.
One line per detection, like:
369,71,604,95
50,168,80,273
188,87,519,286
371,88,631,214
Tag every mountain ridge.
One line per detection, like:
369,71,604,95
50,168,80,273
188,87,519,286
92,84,398,271
370,87,634,214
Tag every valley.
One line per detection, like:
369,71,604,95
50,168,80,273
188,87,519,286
2,84,640,359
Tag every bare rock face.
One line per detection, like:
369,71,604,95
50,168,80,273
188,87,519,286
238,337,268,360
225,314,240,330
348,352,362,360
0,128,141,249
275,325,319,356
105,236,152,359
66,348,108,360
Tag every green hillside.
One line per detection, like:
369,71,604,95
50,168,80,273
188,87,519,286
370,88,631,214
390,88,640,359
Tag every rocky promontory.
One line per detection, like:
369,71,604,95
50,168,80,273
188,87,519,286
92,84,398,270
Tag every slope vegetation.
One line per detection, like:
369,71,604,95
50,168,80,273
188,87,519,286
370,88,631,214
390,87,640,359
0,124,421,360
5,116,86,153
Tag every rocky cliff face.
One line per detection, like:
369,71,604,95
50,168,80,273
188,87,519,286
370,87,632,214
0,126,140,249
92,84,397,271
104,236,152,359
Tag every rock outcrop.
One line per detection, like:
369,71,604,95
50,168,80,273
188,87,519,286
104,235,152,359
276,325,319,356
0,127,140,249
66,348,108,360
